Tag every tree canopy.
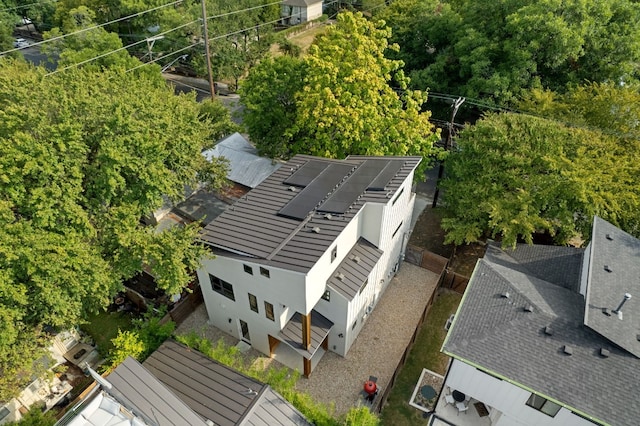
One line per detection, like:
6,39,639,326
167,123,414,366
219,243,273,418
377,0,640,104
0,59,235,399
240,11,439,166
440,111,640,247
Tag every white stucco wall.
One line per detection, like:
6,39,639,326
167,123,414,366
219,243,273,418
307,2,323,20
444,359,599,426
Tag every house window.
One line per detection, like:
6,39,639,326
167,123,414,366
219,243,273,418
322,290,331,302
526,394,561,417
331,246,337,262
248,293,258,313
260,267,270,278
392,187,404,206
0,407,9,422
359,279,369,295
265,301,275,321
243,264,253,275
209,274,235,301
392,221,403,238
352,319,357,330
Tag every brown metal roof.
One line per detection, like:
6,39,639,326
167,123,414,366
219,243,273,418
277,310,334,358
143,340,265,426
199,155,421,272
328,238,383,301
239,388,311,426
107,357,208,426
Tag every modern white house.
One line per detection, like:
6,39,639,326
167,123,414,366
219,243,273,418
434,216,640,426
281,0,323,25
197,154,421,376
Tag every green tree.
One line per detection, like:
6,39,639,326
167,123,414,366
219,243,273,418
0,59,233,399
379,0,640,105
440,112,640,246
241,12,439,165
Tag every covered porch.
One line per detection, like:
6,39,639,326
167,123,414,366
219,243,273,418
429,386,500,426
269,309,333,377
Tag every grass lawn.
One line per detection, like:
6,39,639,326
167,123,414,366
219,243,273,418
80,311,134,356
379,290,462,426
269,24,330,57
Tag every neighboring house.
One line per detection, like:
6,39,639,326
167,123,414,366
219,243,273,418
56,339,311,426
0,330,96,425
202,132,282,191
197,154,421,376
436,216,640,426
281,0,323,25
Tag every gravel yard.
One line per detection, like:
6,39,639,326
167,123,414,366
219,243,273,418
176,262,439,418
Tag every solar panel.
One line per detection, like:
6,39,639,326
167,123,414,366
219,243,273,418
368,160,404,191
319,160,389,214
278,163,354,220
283,160,330,187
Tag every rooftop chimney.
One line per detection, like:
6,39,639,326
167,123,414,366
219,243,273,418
613,293,632,320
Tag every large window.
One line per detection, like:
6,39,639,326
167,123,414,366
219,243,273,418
526,394,561,417
248,293,258,313
265,301,275,321
209,274,235,301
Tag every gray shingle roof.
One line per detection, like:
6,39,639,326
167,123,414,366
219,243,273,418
144,340,311,426
199,155,421,272
443,235,640,426
328,237,383,300
584,216,640,358
203,133,282,189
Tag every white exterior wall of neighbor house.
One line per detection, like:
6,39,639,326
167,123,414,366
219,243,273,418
306,2,323,20
198,257,305,356
444,360,596,426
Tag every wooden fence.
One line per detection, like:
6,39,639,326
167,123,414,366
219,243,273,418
160,284,204,326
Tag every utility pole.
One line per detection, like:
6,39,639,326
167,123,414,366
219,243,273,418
432,97,464,208
201,0,216,97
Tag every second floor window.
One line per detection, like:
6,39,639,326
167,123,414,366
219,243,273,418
248,293,258,313
265,301,275,321
209,274,235,301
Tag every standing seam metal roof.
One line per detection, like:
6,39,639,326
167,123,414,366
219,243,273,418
327,237,384,300
278,309,334,358
199,155,421,272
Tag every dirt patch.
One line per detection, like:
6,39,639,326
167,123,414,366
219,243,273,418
409,207,485,278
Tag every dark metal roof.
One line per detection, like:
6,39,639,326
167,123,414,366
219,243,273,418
143,340,265,426
328,238,383,300
443,233,640,426
239,388,311,426
107,357,208,426
584,216,640,358
199,155,421,272
278,310,334,358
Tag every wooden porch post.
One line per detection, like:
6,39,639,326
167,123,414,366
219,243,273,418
301,312,311,351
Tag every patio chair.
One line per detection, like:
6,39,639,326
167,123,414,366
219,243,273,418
456,401,469,415
444,393,455,406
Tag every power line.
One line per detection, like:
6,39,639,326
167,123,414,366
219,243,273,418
206,0,282,22
0,0,51,12
0,0,184,56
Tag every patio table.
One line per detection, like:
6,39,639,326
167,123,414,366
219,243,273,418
420,385,436,400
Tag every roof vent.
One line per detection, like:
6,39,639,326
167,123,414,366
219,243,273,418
500,291,510,299
324,213,333,220
599,348,610,358
523,305,534,313
311,227,321,233
544,326,553,336
612,293,632,319
605,233,613,241
288,186,297,192
335,273,345,281
562,345,573,355
604,265,613,273
602,308,611,316
350,255,361,264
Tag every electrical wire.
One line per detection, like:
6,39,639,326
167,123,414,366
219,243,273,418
0,0,184,56
0,0,52,12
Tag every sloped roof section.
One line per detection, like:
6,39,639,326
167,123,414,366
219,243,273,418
107,357,208,426
199,155,421,272
328,238,383,300
239,388,311,426
143,340,265,426
203,133,282,189
443,236,640,426
584,216,640,358
278,310,333,358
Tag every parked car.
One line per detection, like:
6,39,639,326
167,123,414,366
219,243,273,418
13,38,30,48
